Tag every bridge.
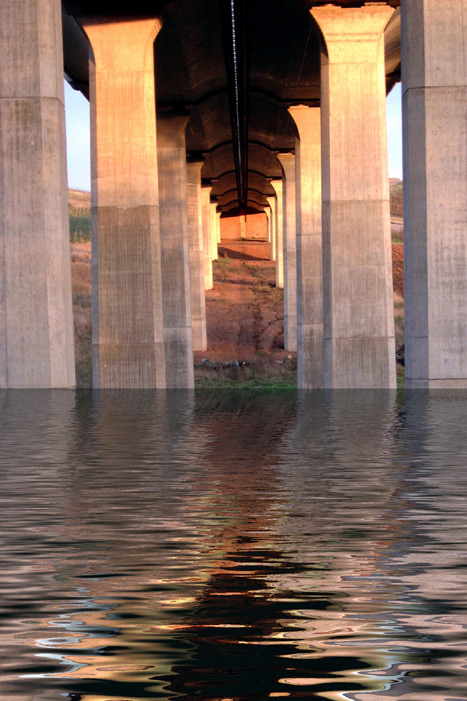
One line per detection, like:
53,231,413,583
0,0,464,389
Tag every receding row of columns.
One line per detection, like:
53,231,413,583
83,17,225,388
1,0,466,389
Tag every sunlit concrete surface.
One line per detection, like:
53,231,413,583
278,153,297,353
83,16,166,388
402,0,467,389
289,105,323,389
0,0,75,388
186,160,208,352
3,0,467,388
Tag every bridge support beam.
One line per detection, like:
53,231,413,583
210,203,219,261
201,186,213,290
216,210,222,244
271,179,284,289
157,112,194,388
289,106,323,389
266,197,277,262
311,5,396,389
84,17,165,388
402,0,467,388
186,160,207,352
0,0,75,388
278,153,297,352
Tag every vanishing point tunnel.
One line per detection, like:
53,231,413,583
0,0,466,389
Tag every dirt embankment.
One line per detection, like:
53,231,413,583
194,240,295,386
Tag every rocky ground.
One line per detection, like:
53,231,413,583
194,240,296,387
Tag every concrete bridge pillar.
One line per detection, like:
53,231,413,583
277,153,297,352
186,160,207,352
157,112,194,388
83,17,165,388
0,0,75,388
311,5,396,389
216,210,222,244
288,106,323,389
266,197,277,262
210,202,219,261
402,0,467,388
271,179,284,289
201,186,213,290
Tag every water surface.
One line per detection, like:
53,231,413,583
1,389,467,700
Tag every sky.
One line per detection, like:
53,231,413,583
64,80,403,192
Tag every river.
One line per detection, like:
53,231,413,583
1,389,467,700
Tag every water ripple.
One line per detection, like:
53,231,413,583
1,390,467,700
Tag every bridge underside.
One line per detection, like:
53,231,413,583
1,0,466,389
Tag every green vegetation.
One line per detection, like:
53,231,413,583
70,206,91,242
214,257,236,279
69,190,91,243
390,180,403,220
194,358,297,388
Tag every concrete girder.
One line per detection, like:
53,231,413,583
221,201,265,214
218,189,268,209
212,172,276,201
63,0,401,216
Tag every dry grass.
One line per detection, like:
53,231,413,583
71,242,92,388
195,357,297,388
69,189,91,209
394,291,404,352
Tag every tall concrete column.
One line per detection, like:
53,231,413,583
289,106,323,389
84,17,165,388
210,202,218,261
157,112,194,388
311,5,396,389
278,153,297,352
402,1,467,388
271,180,284,289
201,186,213,290
266,197,277,262
266,210,271,244
186,161,207,352
240,213,247,240
216,211,222,244
0,0,75,388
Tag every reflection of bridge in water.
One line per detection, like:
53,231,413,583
1,391,467,699
1,1,466,390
